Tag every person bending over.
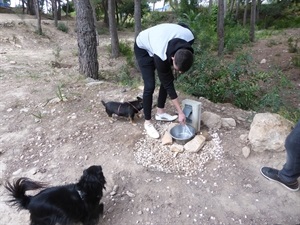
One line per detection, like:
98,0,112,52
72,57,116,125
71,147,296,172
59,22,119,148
134,23,194,139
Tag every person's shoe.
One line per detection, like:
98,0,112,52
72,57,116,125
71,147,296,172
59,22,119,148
260,167,299,192
155,113,178,122
144,123,160,139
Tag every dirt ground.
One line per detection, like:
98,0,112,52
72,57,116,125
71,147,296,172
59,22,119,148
0,13,300,225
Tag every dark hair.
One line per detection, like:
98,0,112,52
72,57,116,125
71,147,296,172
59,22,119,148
174,49,194,72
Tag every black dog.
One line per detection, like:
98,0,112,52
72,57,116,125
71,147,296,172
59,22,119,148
5,165,106,225
101,96,143,123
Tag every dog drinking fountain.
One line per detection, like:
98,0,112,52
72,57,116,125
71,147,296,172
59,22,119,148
182,99,202,132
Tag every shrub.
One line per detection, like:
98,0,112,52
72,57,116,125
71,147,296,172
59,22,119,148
119,41,134,67
177,51,264,110
57,22,69,33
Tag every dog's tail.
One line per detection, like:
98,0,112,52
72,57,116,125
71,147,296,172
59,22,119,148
101,100,106,107
4,177,47,210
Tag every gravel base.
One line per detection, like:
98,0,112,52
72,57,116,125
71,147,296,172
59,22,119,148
133,122,224,176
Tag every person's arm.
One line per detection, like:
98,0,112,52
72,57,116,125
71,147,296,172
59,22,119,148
172,98,186,124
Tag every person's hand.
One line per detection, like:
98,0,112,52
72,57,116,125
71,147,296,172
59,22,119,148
178,112,186,125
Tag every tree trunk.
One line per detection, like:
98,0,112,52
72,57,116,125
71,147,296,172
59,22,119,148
229,0,235,15
115,1,119,25
52,0,58,27
102,0,109,26
90,1,99,46
27,0,35,15
256,0,261,22
217,0,225,56
134,0,142,39
250,0,256,42
108,0,119,58
223,0,227,18
22,0,25,14
66,0,69,17
57,0,61,20
209,0,213,14
33,0,42,35
243,0,248,26
235,0,239,21
75,0,99,79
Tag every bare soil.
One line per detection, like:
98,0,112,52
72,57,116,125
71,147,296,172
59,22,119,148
0,13,300,225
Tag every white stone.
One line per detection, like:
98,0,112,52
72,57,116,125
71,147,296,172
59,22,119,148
242,146,251,158
260,59,266,64
240,134,248,142
184,135,206,153
161,131,173,145
248,113,293,152
221,118,236,129
201,111,222,130
170,143,184,153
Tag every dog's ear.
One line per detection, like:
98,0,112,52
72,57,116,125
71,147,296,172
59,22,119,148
137,96,143,102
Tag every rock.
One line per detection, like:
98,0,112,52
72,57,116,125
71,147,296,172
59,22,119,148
113,185,119,192
0,162,7,179
126,190,135,198
161,131,173,145
200,129,212,141
110,191,117,196
12,168,23,176
242,146,251,158
248,113,294,152
162,123,178,145
260,59,267,64
240,134,248,142
170,143,184,153
221,118,236,129
20,108,29,113
201,111,222,130
85,81,104,86
184,135,206,153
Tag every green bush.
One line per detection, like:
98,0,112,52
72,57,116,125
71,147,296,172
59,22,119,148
142,11,175,29
57,22,69,33
177,51,265,110
224,24,250,53
117,65,141,87
119,41,134,67
287,37,299,53
278,107,300,124
292,54,300,67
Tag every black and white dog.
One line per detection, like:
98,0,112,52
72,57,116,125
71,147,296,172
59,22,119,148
5,165,106,225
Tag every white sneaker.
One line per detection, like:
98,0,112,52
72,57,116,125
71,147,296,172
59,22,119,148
155,113,178,122
144,123,160,139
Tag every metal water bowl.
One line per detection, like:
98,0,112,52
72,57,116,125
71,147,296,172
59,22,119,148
170,124,196,145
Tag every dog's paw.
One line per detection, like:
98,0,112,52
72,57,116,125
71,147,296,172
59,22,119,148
136,113,143,119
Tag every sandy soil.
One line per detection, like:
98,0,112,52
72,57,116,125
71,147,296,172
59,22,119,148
0,13,300,225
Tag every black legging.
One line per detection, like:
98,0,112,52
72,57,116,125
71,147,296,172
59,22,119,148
134,43,168,120
279,120,300,182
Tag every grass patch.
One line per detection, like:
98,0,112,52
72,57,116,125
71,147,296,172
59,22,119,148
57,22,69,33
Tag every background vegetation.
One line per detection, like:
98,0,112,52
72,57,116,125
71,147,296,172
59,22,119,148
2,0,300,122
138,1,300,123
